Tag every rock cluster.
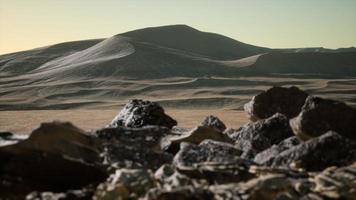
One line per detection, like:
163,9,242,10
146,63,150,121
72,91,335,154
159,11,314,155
0,86,355,199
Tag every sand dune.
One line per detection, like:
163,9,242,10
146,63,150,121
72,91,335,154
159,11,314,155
0,25,356,111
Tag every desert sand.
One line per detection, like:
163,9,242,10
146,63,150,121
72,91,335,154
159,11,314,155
0,109,247,134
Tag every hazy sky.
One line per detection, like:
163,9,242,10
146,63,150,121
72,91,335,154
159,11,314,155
1,0,356,54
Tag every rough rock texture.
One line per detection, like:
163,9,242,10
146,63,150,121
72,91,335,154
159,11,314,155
173,140,254,183
95,126,173,170
290,96,356,141
0,122,107,199
312,163,356,199
228,113,294,159
109,99,177,129
200,115,226,132
164,126,233,154
94,169,155,199
244,86,308,121
1,91,356,199
265,131,356,171
254,136,301,164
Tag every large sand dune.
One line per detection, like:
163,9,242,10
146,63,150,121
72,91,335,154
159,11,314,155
0,25,356,112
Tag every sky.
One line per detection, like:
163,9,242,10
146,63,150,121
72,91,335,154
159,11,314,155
0,0,356,55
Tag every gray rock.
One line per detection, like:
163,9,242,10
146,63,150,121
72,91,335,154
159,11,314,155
228,113,294,159
244,86,308,121
173,140,254,183
95,126,173,170
290,96,356,141
0,122,107,199
254,136,301,164
109,99,177,129
94,169,155,200
200,115,226,132
312,162,356,199
164,126,233,154
145,186,213,200
266,131,356,171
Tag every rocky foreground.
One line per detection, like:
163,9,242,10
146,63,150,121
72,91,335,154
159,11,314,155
1,87,356,200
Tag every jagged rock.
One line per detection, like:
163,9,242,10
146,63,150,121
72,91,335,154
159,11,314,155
254,136,301,164
312,162,356,199
0,122,107,198
164,126,233,154
200,115,226,132
173,140,254,183
210,174,297,200
108,99,177,129
145,186,213,200
244,86,308,121
26,187,95,200
265,131,356,171
95,126,173,170
228,113,294,159
290,96,356,141
94,169,155,200
154,164,206,190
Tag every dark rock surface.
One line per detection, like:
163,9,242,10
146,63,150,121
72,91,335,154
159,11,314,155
108,99,177,129
95,126,173,170
265,131,356,171
290,96,356,141
244,86,308,121
0,122,107,199
228,113,294,159
164,125,233,154
200,115,226,132
1,92,355,199
173,140,254,183
254,136,301,164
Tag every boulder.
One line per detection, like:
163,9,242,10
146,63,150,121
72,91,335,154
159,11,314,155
254,136,301,164
173,140,254,183
312,162,356,199
265,131,356,171
108,99,177,129
244,86,308,121
0,122,107,199
199,115,226,132
163,126,233,154
290,96,356,141
95,126,173,170
228,113,294,159
145,186,213,200
94,169,155,200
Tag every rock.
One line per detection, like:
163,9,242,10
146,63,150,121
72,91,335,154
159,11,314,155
95,126,173,170
254,136,301,164
244,86,308,121
265,131,356,171
26,187,95,200
0,122,107,198
0,131,27,147
94,169,155,200
173,140,254,183
108,99,177,129
154,164,205,190
200,115,226,132
164,126,233,154
228,113,294,159
210,174,296,200
290,96,356,141
312,162,356,199
145,186,213,200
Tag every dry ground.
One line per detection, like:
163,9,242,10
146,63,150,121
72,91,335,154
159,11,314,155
0,109,248,134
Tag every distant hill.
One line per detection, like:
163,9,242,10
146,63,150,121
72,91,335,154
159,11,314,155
0,25,355,110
